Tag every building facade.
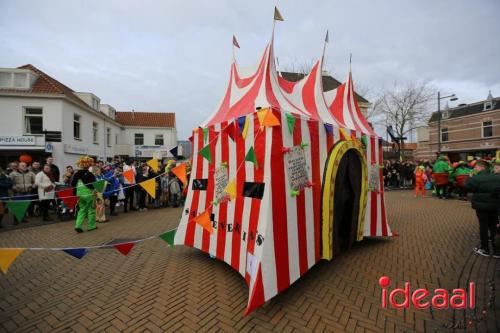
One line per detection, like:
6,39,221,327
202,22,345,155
0,65,177,171
415,92,499,162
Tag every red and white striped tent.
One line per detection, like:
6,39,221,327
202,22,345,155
174,33,392,314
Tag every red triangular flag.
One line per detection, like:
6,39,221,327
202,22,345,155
56,188,78,210
114,242,135,256
122,169,135,183
223,122,236,141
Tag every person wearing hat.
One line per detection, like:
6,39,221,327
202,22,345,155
465,159,500,258
71,156,97,233
432,155,451,199
414,165,427,198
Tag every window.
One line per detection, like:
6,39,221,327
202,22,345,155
74,114,81,139
24,108,43,134
441,128,448,142
14,73,27,88
484,102,492,111
106,127,111,147
92,122,99,144
483,121,493,137
92,98,99,110
0,73,10,87
134,133,144,145
155,134,164,146
115,134,118,145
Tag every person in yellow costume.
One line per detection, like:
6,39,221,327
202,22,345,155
71,156,97,233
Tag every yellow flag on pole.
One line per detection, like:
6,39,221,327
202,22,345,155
147,158,159,172
274,6,284,21
139,178,156,198
0,248,24,274
224,180,237,200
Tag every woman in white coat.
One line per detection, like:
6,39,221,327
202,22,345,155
35,164,56,221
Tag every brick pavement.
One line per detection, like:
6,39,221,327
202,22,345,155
0,191,498,333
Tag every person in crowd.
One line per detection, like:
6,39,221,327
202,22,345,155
93,166,107,223
35,164,56,222
414,165,427,198
29,161,42,175
9,161,35,223
62,165,74,186
136,164,152,211
104,166,120,216
451,161,471,200
0,167,12,228
168,171,182,207
465,159,500,258
432,155,451,199
122,159,137,212
46,156,60,182
71,156,97,233
160,172,170,207
7,161,18,175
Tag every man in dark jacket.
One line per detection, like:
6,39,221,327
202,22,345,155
0,167,13,228
465,160,500,258
46,156,60,182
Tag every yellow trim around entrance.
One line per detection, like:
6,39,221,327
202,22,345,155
321,139,368,261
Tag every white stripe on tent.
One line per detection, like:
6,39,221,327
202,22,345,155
209,123,222,256
224,125,237,264
363,135,373,236
194,131,209,250
375,141,382,236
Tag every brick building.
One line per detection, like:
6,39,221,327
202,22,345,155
415,92,499,162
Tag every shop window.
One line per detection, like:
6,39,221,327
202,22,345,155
482,121,493,137
106,127,111,147
24,108,43,134
155,134,164,146
441,128,448,142
135,133,144,145
93,122,99,144
74,114,81,140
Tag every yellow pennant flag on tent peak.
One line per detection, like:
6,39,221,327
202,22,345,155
0,248,24,274
139,178,156,198
146,158,159,172
274,6,284,21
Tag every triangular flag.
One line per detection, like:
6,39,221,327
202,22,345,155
262,110,280,127
56,188,78,210
203,128,209,143
6,201,31,222
139,178,156,198
192,210,213,234
351,133,357,141
0,248,24,274
237,116,246,135
324,123,333,135
224,180,237,200
361,135,368,147
92,179,107,193
257,108,269,128
170,146,179,159
114,242,135,256
122,169,135,183
274,6,284,21
223,122,236,141
339,128,351,141
63,248,88,260
286,113,296,134
147,158,159,172
233,35,240,49
245,147,258,168
199,145,212,163
160,229,177,247
171,163,187,186
242,116,250,139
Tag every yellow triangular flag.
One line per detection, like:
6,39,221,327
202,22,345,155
274,6,284,21
139,178,156,198
0,248,24,274
339,128,351,141
147,158,159,172
224,180,237,200
257,108,269,129
242,116,250,139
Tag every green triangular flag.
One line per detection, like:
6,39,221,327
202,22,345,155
160,229,177,247
92,179,107,193
203,128,209,143
361,135,368,147
199,145,212,163
286,113,296,134
6,201,31,222
245,147,258,168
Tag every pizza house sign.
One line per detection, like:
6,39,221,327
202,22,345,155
0,136,35,146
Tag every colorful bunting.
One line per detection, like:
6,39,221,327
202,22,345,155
92,179,107,193
139,178,156,198
192,210,213,234
171,163,187,186
0,248,24,274
56,189,78,210
114,242,135,256
324,123,333,135
262,110,280,127
122,169,135,183
257,108,269,129
245,147,258,168
286,113,296,134
339,128,351,141
242,116,250,139
224,180,237,200
203,128,209,143
170,146,179,159
199,145,212,163
147,158,159,172
237,116,246,135
223,122,236,141
361,135,368,147
63,248,88,260
160,229,177,247
6,201,31,222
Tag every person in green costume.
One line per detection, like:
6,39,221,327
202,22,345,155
432,155,451,199
452,161,472,200
71,156,97,233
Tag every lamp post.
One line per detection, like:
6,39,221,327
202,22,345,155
437,92,458,154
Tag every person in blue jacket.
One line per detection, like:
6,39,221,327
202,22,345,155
103,166,121,217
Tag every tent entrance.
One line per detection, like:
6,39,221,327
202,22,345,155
321,139,369,261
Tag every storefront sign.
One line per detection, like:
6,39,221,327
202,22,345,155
64,144,89,155
135,146,171,158
0,136,35,146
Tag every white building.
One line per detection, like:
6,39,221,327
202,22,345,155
0,64,177,174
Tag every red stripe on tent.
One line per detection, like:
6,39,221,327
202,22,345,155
370,136,378,236
234,62,260,88
307,120,321,262
185,129,204,246
292,120,308,275
329,84,346,127
201,126,216,252
326,131,334,152
349,73,376,136
216,121,229,260
346,82,361,133
278,75,299,94
207,67,234,126
378,139,388,236
244,265,265,315
302,62,320,120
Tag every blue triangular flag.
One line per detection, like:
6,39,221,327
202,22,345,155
237,116,246,135
324,123,333,135
63,248,88,259
170,146,179,159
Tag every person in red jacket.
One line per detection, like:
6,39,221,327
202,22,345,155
414,165,427,198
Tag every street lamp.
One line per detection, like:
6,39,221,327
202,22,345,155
437,92,458,154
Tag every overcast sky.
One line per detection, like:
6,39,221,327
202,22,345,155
1,0,499,139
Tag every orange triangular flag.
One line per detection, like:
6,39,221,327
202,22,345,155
122,169,135,183
262,110,280,127
139,178,156,198
224,180,237,200
171,163,187,186
0,248,24,274
146,158,159,172
192,210,213,234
